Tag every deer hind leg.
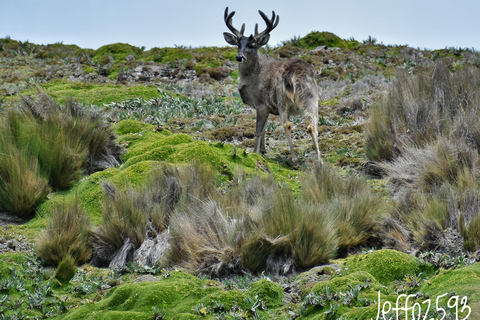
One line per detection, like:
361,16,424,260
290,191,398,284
306,104,322,162
279,106,297,161
284,120,297,161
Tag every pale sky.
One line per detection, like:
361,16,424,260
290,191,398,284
1,0,479,51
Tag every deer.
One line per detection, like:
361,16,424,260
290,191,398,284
223,7,321,162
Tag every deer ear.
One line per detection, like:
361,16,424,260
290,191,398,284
255,33,270,46
224,32,238,46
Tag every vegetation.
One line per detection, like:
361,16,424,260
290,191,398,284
366,62,480,253
0,85,124,218
36,198,92,267
1,33,480,319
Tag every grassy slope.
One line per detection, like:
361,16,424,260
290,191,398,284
1,35,480,319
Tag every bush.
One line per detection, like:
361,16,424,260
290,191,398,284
36,198,92,266
168,200,242,277
241,184,339,272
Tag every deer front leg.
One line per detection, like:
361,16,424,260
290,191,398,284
254,106,269,154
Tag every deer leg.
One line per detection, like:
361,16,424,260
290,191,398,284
308,123,321,162
278,108,297,161
254,107,269,154
306,103,322,162
284,120,297,162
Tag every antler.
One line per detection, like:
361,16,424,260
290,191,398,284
254,10,279,40
224,7,245,38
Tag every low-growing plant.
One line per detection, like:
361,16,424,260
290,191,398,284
168,199,242,276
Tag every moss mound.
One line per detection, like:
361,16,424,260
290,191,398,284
298,31,351,49
245,279,284,308
94,43,143,64
53,272,279,320
343,249,422,285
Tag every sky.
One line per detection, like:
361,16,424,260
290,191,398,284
2,0,479,51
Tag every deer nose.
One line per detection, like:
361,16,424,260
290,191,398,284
236,54,246,63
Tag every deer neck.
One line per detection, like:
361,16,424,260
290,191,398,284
238,52,267,85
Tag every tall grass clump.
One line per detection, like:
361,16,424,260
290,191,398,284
36,198,92,266
367,62,480,253
90,183,148,267
240,179,339,273
302,161,383,254
90,165,185,267
0,112,51,218
365,62,480,162
0,142,51,219
0,86,124,218
168,200,242,276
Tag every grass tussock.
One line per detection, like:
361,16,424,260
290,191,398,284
90,183,148,266
367,62,480,253
36,198,92,266
0,86,124,218
0,138,51,218
168,200,242,277
302,161,383,253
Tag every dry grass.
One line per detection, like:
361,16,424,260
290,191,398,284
36,198,92,266
302,162,383,253
168,200,242,277
368,62,480,253
90,183,148,266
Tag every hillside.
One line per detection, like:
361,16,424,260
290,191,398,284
1,33,480,319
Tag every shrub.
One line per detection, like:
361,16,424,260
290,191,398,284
0,86,124,218
241,185,339,272
36,198,92,266
55,254,78,283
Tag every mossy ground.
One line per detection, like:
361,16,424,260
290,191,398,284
32,250,476,319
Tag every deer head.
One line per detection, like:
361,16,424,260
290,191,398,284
223,7,279,63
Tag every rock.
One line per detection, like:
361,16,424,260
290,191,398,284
133,229,170,267
109,238,135,269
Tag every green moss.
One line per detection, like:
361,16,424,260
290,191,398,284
246,279,284,308
114,119,157,135
83,65,97,74
52,271,252,320
16,81,161,105
344,249,422,285
420,262,480,313
310,271,381,296
94,43,143,64
143,47,194,64
298,31,349,49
